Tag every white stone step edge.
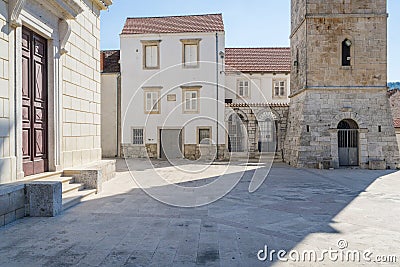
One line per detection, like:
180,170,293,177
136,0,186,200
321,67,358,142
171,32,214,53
62,189,97,211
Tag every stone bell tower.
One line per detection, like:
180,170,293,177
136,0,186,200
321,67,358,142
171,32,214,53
284,0,399,169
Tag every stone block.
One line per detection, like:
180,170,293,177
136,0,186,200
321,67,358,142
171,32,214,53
15,207,25,219
4,211,15,225
0,215,4,227
26,182,62,217
369,160,386,170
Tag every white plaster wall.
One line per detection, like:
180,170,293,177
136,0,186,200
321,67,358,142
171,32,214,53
121,32,226,146
225,73,290,104
101,73,119,157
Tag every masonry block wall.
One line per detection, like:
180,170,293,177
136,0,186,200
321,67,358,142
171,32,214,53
0,1,13,183
389,89,400,119
61,1,102,168
285,0,399,169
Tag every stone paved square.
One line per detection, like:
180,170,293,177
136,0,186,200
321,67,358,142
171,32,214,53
0,159,399,266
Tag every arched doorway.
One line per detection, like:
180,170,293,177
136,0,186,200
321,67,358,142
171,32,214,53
228,113,247,152
338,119,359,166
257,111,277,153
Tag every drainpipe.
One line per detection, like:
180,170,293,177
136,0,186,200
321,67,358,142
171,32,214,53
215,33,219,160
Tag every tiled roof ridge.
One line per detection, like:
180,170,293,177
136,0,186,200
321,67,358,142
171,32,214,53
126,13,223,20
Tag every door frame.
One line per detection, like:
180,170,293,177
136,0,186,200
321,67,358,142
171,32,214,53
21,27,49,176
157,127,185,159
16,18,63,179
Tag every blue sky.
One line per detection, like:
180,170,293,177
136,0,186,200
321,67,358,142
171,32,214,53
101,0,399,82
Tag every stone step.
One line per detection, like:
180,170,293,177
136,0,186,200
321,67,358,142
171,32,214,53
38,176,74,185
62,189,96,211
62,182,85,194
22,171,63,182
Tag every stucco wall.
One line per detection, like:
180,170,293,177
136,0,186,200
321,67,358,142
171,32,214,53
225,73,290,104
120,31,226,157
101,73,119,157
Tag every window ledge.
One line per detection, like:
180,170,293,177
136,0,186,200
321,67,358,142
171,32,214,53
340,66,352,70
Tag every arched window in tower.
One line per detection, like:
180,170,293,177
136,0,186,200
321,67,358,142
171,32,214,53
342,39,352,66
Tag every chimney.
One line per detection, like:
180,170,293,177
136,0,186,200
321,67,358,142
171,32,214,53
100,51,105,72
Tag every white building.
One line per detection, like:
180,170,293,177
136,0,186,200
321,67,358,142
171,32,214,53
119,14,226,160
224,48,291,158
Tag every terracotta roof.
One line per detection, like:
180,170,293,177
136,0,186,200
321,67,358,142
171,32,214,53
225,48,291,73
101,50,120,73
121,14,224,35
394,118,400,128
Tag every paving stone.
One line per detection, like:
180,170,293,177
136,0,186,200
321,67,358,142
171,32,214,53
0,159,399,266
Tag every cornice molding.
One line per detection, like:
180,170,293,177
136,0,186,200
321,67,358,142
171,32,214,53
46,0,84,19
93,0,112,10
9,0,84,28
9,0,26,27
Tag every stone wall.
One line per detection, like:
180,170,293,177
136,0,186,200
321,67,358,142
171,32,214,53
286,0,398,169
225,105,289,159
0,0,13,183
285,90,399,169
121,144,157,158
184,144,227,160
389,89,400,119
62,0,103,168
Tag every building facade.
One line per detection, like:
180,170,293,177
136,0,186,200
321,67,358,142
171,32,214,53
100,50,120,158
119,14,226,160
0,0,111,184
285,0,399,169
224,48,290,159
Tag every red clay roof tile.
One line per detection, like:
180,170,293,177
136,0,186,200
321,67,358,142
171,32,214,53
122,14,224,35
225,47,291,73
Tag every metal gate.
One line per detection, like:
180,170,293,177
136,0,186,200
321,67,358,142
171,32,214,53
228,114,245,152
258,119,276,153
338,129,359,166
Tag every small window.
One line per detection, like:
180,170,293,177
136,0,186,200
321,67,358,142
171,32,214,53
184,91,198,112
142,40,160,69
144,89,161,114
273,80,286,97
198,128,211,145
237,80,250,98
181,39,201,68
132,128,144,145
342,39,352,66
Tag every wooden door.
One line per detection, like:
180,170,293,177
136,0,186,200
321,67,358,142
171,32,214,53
22,28,48,176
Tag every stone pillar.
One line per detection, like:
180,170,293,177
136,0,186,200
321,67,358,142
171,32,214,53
25,182,62,217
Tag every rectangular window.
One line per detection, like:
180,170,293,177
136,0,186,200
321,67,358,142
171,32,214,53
182,87,201,113
185,91,198,112
273,80,286,97
237,80,250,98
198,128,211,145
132,128,144,145
144,88,161,114
181,39,201,68
142,40,161,69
